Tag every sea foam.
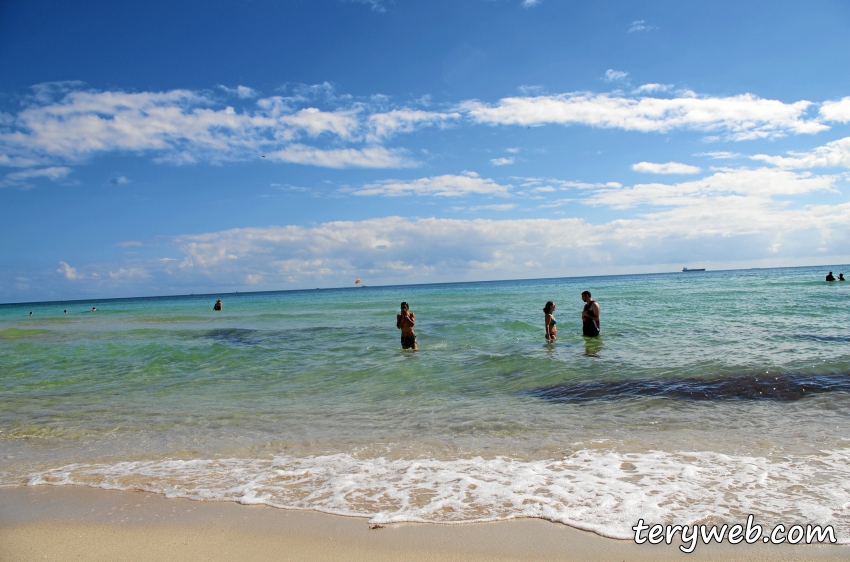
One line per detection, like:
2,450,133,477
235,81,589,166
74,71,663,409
20,447,850,541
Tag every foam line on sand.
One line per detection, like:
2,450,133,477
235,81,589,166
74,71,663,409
0,485,845,561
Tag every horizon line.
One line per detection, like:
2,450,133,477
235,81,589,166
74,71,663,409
2,263,846,308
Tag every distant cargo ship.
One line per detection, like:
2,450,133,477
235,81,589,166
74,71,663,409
682,267,706,272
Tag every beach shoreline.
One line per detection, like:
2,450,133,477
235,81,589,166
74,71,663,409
1,485,845,561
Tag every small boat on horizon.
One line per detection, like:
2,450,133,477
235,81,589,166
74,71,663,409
682,267,706,272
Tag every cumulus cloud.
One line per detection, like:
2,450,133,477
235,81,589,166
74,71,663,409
633,83,672,94
632,161,702,174
367,108,458,140
490,157,515,166
29,162,849,296
820,96,850,122
0,86,454,169
219,85,259,99
162,191,850,288
57,261,81,280
522,0,541,7
353,171,513,197
752,137,850,169
604,69,629,83
460,92,828,140
586,167,837,209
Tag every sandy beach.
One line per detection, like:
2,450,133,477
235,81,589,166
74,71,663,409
1,485,845,562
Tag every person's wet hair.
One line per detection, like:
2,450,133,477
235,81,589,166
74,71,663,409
543,301,555,314
581,291,591,298
400,301,408,310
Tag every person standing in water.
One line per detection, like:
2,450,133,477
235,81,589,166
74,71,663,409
581,291,600,337
397,302,417,350
213,299,223,311
543,301,557,341
840,273,846,281
826,272,836,282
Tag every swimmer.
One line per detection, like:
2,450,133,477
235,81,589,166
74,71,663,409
840,273,845,281
826,271,836,282
581,291,600,337
396,302,417,350
92,307,97,312
29,311,32,316
213,299,222,311
543,301,557,341
64,310,67,313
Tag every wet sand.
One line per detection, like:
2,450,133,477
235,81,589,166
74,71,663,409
0,486,845,561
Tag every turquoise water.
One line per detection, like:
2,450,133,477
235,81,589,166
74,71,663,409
2,267,849,538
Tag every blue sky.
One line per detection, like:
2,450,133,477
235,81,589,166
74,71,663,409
2,0,850,302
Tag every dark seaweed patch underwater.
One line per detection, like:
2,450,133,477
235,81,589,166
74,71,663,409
528,372,850,402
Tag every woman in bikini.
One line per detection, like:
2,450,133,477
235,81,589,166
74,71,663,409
543,301,557,341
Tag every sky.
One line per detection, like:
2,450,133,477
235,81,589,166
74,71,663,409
1,0,850,302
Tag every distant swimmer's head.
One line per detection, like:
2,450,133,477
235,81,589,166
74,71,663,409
64,310,67,313
400,301,409,312
581,291,592,302
543,301,555,314
29,312,32,316
92,307,97,311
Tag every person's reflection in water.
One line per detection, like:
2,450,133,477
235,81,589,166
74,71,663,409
584,337,603,357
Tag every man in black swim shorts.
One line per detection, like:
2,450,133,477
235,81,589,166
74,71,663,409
397,302,418,350
581,291,600,337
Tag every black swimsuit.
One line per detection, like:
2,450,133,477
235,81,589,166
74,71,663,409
582,301,600,337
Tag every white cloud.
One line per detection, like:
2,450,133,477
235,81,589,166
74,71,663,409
470,204,517,211
57,261,81,280
220,85,259,99
0,154,41,167
490,157,515,166
604,69,629,83
628,20,656,33
5,166,71,182
367,109,458,140
32,164,850,295
522,0,541,7
752,137,850,169
353,171,512,197
1,166,72,187
632,161,702,174
110,176,130,185
516,177,622,190
266,144,414,168
633,84,671,94
694,151,744,159
820,96,850,122
162,193,850,288
460,92,827,140
0,86,447,169
586,167,836,209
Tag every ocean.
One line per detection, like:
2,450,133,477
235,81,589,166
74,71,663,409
1,266,849,540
